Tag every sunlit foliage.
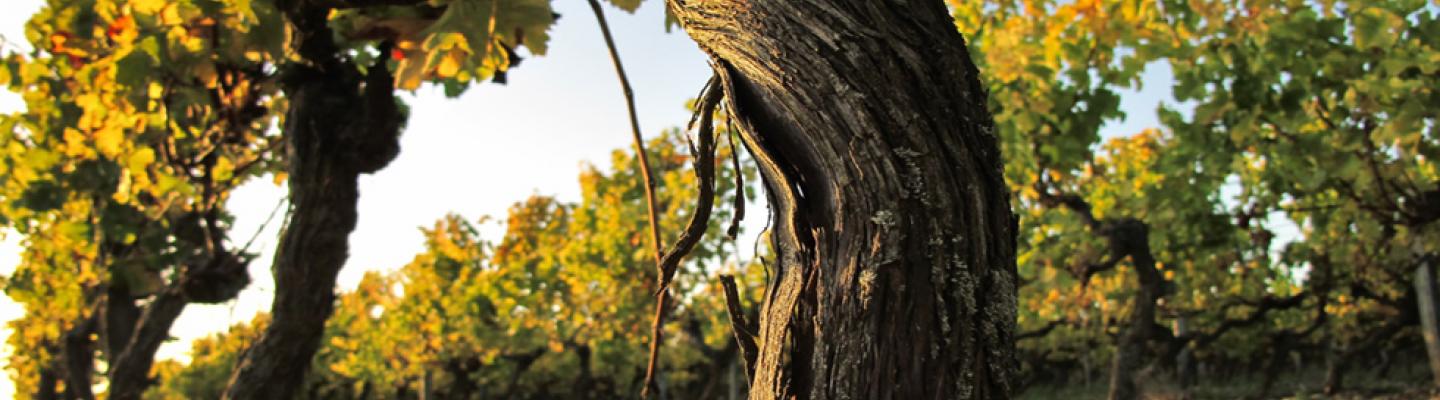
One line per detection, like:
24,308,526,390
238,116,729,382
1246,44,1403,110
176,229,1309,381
953,0,1438,393
148,127,764,398
1,0,286,394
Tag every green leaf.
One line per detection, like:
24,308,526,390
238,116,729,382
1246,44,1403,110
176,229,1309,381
1353,6,1401,50
115,37,162,89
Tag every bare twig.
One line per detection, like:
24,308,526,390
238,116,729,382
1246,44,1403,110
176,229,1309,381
1017,319,1066,341
0,34,27,54
238,196,289,256
585,0,665,269
584,2,675,397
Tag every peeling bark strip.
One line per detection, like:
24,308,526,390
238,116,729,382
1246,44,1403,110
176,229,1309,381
720,274,759,378
642,81,723,397
666,1,1019,398
222,1,403,398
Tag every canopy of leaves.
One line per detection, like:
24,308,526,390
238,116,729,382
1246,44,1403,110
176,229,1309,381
1,0,564,395
1,0,287,394
952,0,1438,390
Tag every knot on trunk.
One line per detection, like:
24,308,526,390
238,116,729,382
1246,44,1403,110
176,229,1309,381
182,251,251,304
346,42,404,174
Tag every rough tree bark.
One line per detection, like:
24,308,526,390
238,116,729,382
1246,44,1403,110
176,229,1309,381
105,284,190,399
87,253,187,400
101,281,140,366
61,306,98,400
667,1,1019,398
221,0,402,397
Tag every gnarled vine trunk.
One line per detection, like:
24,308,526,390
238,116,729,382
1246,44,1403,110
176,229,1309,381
1102,220,1161,400
221,1,402,398
668,1,1019,398
106,285,188,399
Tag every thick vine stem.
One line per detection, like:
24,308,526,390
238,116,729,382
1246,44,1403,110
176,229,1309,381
221,1,405,397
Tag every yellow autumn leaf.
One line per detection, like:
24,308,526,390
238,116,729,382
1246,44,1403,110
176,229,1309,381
214,157,235,182
128,148,155,171
159,3,184,26
395,55,427,90
113,169,133,204
95,128,125,158
435,51,462,78
62,128,90,158
148,81,164,100
131,0,167,16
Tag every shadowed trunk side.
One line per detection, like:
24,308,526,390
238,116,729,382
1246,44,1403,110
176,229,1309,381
666,1,1019,398
221,0,403,397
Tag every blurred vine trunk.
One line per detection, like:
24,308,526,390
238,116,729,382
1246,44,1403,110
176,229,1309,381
681,316,741,399
101,281,140,366
61,299,99,400
221,0,403,398
1105,220,1162,400
667,0,1019,398
106,285,190,399
35,359,59,400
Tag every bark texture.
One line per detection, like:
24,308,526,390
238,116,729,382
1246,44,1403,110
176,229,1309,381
101,282,140,366
108,253,248,399
105,286,187,399
61,311,97,400
668,1,1019,398
221,0,402,397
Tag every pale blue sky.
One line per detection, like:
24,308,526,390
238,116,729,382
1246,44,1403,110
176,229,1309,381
0,0,1179,396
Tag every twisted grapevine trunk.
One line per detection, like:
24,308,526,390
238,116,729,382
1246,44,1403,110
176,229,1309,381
668,1,1019,398
222,1,402,398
